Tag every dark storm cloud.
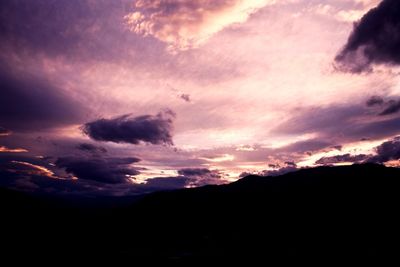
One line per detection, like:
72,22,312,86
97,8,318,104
335,0,400,72
82,110,175,145
0,67,85,131
315,153,370,165
366,96,384,107
379,100,400,116
368,136,400,163
76,143,107,154
55,157,141,184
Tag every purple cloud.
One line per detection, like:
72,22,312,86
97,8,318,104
124,0,273,51
316,154,370,165
76,143,107,154
0,67,86,131
82,110,176,145
0,127,11,136
274,103,400,143
144,176,192,190
56,156,141,184
368,136,400,163
179,94,191,102
379,100,400,116
335,0,400,72
366,96,384,107
177,167,225,187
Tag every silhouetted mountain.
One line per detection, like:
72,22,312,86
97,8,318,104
1,164,400,264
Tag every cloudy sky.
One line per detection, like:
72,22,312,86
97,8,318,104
1,0,400,196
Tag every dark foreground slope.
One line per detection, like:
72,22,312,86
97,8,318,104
1,164,400,263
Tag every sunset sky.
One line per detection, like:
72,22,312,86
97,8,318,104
1,0,400,196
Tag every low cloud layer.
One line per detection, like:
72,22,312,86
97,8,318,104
335,0,400,72
146,167,225,189
0,154,227,196
368,136,400,163
316,153,370,165
261,162,299,177
178,167,224,186
144,176,192,190
82,110,175,145
0,156,143,196
124,0,274,51
239,162,301,178
0,127,11,136
56,156,141,184
314,136,400,166
0,146,28,153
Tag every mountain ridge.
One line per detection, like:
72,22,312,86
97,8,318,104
1,163,400,263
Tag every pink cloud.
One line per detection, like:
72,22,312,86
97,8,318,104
124,0,275,52
0,146,28,153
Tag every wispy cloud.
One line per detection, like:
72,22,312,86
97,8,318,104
0,146,28,153
0,127,11,136
124,0,275,52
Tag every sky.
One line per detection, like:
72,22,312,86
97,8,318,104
1,0,400,196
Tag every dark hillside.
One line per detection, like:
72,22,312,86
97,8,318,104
1,164,400,263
